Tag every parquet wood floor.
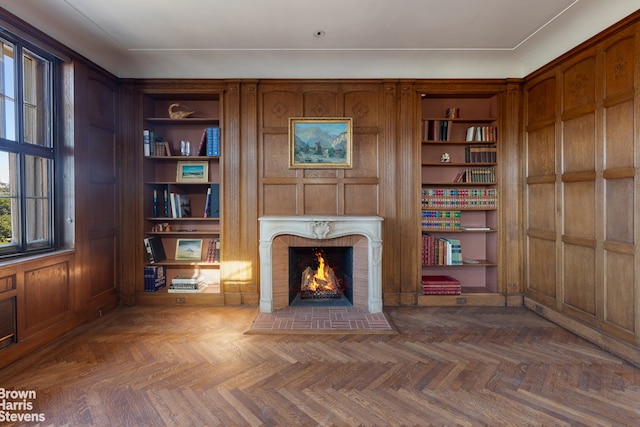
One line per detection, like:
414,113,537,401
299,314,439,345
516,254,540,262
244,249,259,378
0,305,639,426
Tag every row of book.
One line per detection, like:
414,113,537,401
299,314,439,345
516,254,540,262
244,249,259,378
453,167,496,183
143,130,164,156
421,210,461,231
143,127,221,157
422,234,463,266
465,126,497,142
423,120,453,141
422,275,461,295
422,121,498,143
465,144,497,163
422,188,498,209
152,184,219,218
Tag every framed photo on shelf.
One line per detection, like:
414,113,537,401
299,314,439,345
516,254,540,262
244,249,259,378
289,117,353,169
175,239,203,260
176,161,208,183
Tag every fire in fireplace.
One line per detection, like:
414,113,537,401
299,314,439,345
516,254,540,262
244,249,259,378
289,247,353,306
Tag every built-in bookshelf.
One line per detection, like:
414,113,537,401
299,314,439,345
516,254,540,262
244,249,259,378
139,92,223,303
418,94,503,306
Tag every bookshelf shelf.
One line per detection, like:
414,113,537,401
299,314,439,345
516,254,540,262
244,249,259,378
145,117,220,124
422,162,497,166
140,90,223,299
146,155,220,160
419,93,501,305
145,217,221,222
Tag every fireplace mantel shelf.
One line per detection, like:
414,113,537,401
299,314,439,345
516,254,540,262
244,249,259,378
259,216,384,314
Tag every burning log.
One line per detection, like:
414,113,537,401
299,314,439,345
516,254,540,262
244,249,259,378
300,252,340,298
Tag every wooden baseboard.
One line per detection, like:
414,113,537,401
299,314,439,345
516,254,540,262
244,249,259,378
418,293,505,306
524,297,640,368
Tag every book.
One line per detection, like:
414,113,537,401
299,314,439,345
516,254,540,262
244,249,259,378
169,193,179,218
178,194,191,218
168,282,207,293
143,129,151,156
163,188,170,217
163,141,173,156
171,272,207,284
207,184,220,217
214,238,221,263
207,127,220,156
203,187,211,218
196,128,207,156
143,236,166,263
144,265,166,292
152,189,159,217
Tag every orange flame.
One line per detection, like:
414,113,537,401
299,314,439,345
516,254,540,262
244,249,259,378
302,252,338,292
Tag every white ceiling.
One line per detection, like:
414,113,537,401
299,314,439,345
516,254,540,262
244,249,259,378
0,0,637,79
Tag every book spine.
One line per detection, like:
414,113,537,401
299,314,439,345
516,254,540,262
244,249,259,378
163,188,170,217
153,189,159,218
214,239,221,263
143,130,151,156
144,238,155,263
207,127,221,156
208,184,220,217
203,187,211,218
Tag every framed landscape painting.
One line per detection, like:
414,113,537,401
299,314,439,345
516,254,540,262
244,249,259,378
174,239,203,261
289,117,353,168
176,161,208,183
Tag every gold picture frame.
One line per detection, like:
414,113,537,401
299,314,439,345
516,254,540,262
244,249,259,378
174,239,203,261
176,161,208,183
289,117,353,168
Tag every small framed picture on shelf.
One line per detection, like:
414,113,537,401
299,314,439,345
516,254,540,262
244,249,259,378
176,161,208,183
175,239,203,260
289,117,353,169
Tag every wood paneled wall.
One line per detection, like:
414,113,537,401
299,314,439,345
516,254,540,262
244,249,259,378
256,81,409,304
0,8,121,368
523,17,640,365
257,81,388,216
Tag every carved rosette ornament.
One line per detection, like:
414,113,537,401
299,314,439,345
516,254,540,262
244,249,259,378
309,221,331,239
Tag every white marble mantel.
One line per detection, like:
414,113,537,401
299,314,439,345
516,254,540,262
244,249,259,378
259,216,384,313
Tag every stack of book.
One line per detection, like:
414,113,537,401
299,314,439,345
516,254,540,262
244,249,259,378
144,266,166,292
168,273,208,293
422,235,462,265
421,210,461,231
422,275,461,295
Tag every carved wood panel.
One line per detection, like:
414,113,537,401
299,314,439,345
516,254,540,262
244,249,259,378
258,82,383,217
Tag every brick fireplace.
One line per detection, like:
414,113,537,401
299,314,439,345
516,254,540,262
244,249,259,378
259,216,383,313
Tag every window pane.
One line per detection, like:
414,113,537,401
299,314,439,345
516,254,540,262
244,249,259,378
0,150,18,250
0,39,16,141
22,49,50,147
24,154,51,248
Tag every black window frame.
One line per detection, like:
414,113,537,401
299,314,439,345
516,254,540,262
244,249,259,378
0,27,61,258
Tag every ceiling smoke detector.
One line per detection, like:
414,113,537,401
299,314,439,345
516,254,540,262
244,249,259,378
313,30,326,38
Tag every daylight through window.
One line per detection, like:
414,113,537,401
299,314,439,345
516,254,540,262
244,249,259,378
0,30,57,256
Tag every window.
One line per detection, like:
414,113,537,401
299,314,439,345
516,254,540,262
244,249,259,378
0,30,58,257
